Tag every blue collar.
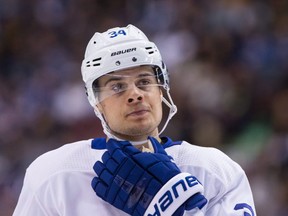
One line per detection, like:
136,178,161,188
91,136,182,150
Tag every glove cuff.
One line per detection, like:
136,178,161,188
144,173,204,216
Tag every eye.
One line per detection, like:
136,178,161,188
138,78,152,86
137,75,158,87
110,83,126,93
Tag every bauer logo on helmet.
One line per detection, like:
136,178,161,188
111,47,137,56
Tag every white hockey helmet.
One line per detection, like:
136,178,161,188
81,24,169,107
81,24,177,138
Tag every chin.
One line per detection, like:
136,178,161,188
120,125,155,137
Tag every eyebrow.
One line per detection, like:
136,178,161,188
103,76,122,87
103,71,154,87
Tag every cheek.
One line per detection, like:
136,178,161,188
102,104,120,123
153,95,163,121
98,101,118,124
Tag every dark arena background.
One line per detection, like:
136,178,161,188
1,0,288,215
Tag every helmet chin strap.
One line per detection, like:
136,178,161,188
159,87,177,135
93,87,177,146
94,108,151,145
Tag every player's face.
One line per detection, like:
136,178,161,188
96,66,163,141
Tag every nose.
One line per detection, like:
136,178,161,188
127,85,143,104
128,96,143,103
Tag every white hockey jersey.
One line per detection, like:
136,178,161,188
13,137,256,216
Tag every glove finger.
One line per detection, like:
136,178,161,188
102,151,119,173
106,139,131,164
107,138,141,159
106,139,124,156
106,157,136,203
93,161,114,185
133,177,162,215
147,159,180,183
123,163,146,193
112,164,147,212
129,151,180,184
122,143,141,156
131,152,170,170
91,176,100,191
93,161,105,175
133,152,171,164
92,177,107,199
106,139,131,155
101,150,111,163
124,171,153,215
130,152,157,168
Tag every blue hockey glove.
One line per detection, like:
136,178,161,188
121,137,207,215
91,137,207,216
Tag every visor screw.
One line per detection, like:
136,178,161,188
132,57,137,62
115,61,121,66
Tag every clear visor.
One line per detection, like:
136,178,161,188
91,72,164,104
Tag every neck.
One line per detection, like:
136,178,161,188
107,133,149,146
107,129,160,145
107,132,162,152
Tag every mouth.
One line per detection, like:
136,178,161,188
126,109,150,117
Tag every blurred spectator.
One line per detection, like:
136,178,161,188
1,0,288,215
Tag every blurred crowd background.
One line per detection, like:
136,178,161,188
1,0,288,215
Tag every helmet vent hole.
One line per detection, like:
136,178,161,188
145,47,154,55
90,57,101,67
85,61,91,67
92,57,101,62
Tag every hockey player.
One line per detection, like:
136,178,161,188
13,25,256,215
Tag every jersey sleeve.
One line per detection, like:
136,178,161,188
204,165,256,216
12,170,50,216
166,142,256,216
